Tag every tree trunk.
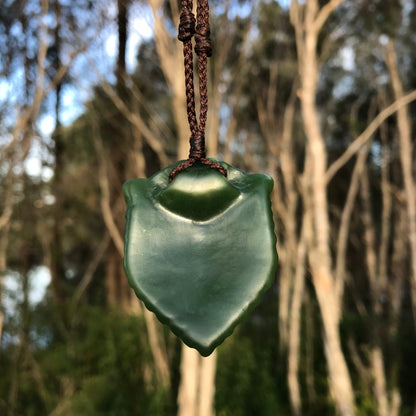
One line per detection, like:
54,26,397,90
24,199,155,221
310,262,355,416
0,222,11,346
105,247,119,306
177,345,216,416
360,165,402,415
51,0,65,305
287,228,306,416
148,0,190,155
291,1,355,414
177,345,200,416
116,0,128,84
385,40,416,321
197,351,217,416
143,308,171,387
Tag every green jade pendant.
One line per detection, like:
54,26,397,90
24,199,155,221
123,160,278,356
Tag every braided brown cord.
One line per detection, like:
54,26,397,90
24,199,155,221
178,0,198,135
195,0,212,133
170,0,227,181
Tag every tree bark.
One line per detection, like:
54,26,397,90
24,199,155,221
0,221,11,346
116,0,128,84
198,351,217,416
287,226,306,416
290,1,355,414
385,39,416,321
143,308,171,387
148,0,190,155
360,163,402,415
177,345,217,416
177,345,201,416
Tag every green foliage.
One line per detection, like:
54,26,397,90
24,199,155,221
216,334,285,416
216,288,289,416
0,304,175,415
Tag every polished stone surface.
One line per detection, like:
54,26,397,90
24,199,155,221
123,160,278,356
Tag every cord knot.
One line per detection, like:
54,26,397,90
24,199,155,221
195,23,212,57
189,132,206,159
178,8,196,42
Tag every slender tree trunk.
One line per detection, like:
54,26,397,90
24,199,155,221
0,222,11,346
287,227,306,416
177,345,200,416
304,294,317,402
197,351,217,416
378,117,391,294
105,248,119,305
360,164,402,415
177,345,216,416
143,308,171,387
51,0,65,305
308,252,354,413
385,40,416,321
291,1,355,414
8,246,31,416
148,0,189,155
116,0,128,84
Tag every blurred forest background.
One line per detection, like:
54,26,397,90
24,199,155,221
1,0,416,415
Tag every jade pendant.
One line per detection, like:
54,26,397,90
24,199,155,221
123,160,278,356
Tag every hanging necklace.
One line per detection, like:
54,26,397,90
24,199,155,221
123,0,278,356
169,0,226,181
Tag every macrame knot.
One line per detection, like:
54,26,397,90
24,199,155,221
178,8,196,42
195,23,212,57
189,132,206,159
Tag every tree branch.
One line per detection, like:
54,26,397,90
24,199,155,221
72,233,111,304
100,80,170,167
326,89,416,183
91,121,125,257
314,0,346,32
